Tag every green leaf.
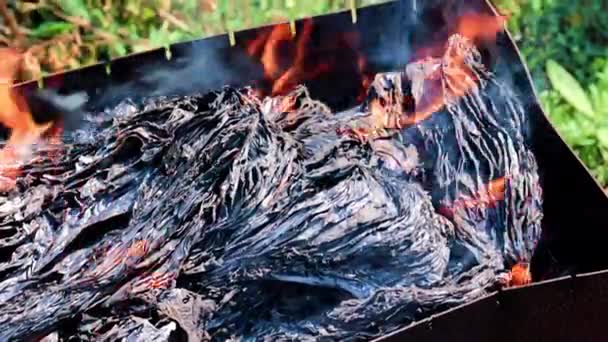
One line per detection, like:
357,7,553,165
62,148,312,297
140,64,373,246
149,27,161,46
142,7,156,21
126,1,140,15
58,0,90,21
597,127,608,148
112,43,127,57
30,22,74,38
168,31,186,43
546,59,595,118
90,9,107,27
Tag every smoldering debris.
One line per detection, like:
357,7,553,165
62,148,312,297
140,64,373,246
0,39,542,340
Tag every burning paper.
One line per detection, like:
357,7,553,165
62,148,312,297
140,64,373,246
0,24,541,339
0,0,547,338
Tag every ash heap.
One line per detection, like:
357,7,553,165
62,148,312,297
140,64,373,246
0,34,542,340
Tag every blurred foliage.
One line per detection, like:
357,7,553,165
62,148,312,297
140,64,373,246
540,60,608,185
495,0,608,187
0,0,606,186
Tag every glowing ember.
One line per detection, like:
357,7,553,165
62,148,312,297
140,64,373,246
44,121,65,162
0,48,62,192
510,262,532,286
127,240,150,258
455,176,506,209
141,272,174,290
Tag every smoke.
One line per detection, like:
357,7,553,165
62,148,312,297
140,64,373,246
27,89,88,131
94,38,260,109
143,40,256,97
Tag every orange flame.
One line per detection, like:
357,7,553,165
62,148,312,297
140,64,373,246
245,14,506,139
455,13,508,42
455,176,506,210
439,176,506,218
510,262,532,286
413,13,507,61
246,20,322,96
378,36,477,131
0,48,63,192
245,20,371,100
395,14,507,129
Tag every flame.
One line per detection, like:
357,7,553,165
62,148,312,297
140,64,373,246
413,13,507,61
395,13,507,129
454,176,506,210
380,41,470,131
246,23,294,84
246,20,321,96
245,20,370,100
510,262,532,286
0,48,63,192
439,176,506,218
455,13,508,42
245,13,505,137
400,57,445,127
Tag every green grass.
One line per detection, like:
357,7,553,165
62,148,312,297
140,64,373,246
3,0,607,187
6,0,387,77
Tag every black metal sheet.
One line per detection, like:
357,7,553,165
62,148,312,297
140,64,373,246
378,271,608,341
377,294,502,342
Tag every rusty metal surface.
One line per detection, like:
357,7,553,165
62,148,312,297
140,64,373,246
9,0,608,340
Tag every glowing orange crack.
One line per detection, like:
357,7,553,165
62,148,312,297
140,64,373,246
438,176,506,219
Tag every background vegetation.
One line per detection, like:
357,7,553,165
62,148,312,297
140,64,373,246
497,0,608,187
0,0,606,188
